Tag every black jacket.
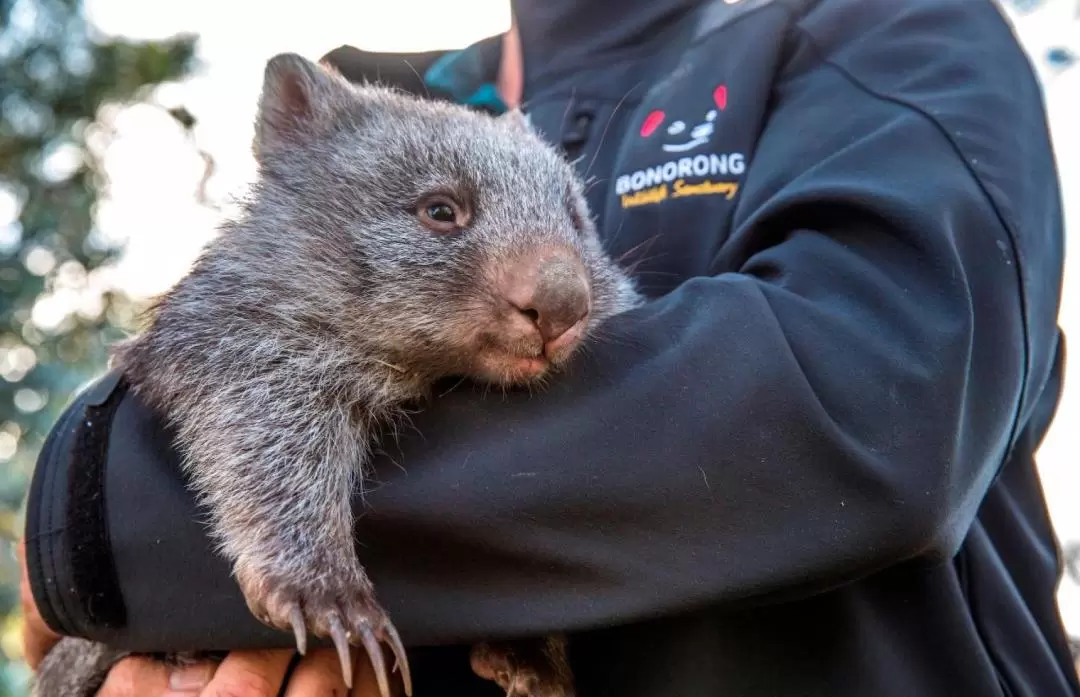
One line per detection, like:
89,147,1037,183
25,0,1079,695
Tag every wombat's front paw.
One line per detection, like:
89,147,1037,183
471,637,575,697
236,566,411,697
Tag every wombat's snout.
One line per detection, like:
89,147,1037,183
501,248,591,356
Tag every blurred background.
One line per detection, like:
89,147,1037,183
0,0,1076,693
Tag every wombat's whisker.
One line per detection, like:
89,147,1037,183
582,82,643,181
437,375,469,398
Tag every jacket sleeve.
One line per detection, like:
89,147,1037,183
24,0,1062,652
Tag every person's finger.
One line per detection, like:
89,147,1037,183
166,662,218,695
282,647,348,695
16,539,61,670
93,655,175,697
199,649,293,697
97,655,218,697
96,656,168,697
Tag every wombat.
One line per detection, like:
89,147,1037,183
32,52,642,697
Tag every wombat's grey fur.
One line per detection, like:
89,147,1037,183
32,52,641,697
33,638,123,697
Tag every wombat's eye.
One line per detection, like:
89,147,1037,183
569,206,585,235
567,193,587,235
415,195,468,234
428,203,454,222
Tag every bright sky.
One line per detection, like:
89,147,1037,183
81,0,1080,632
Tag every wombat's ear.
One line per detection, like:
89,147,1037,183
253,52,355,158
499,108,538,135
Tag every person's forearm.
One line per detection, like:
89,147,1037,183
26,182,1023,652
25,0,1056,652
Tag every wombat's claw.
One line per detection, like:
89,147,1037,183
504,671,518,697
383,622,410,678
324,610,412,697
287,604,307,655
327,613,354,689
239,571,413,697
373,620,412,697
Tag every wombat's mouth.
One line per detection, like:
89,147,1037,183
472,314,589,386
470,349,548,386
505,354,552,379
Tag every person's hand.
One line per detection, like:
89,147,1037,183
18,539,395,696
93,646,393,696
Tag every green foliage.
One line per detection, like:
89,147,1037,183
0,0,197,693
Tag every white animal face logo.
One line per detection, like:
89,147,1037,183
661,109,718,153
637,84,729,154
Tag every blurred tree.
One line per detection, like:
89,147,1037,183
0,0,197,693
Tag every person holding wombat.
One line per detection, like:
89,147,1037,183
20,0,1079,696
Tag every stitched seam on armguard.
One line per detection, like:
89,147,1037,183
26,390,84,636
44,400,74,633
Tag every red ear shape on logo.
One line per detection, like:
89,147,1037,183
713,85,728,111
640,110,665,137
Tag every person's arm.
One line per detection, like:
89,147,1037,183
24,0,1062,653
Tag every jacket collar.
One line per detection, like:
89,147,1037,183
320,35,505,113
322,0,702,105
511,0,704,84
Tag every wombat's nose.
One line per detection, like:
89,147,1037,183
510,257,590,344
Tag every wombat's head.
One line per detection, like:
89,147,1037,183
241,53,640,386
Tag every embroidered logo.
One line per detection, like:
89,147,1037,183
617,84,746,209
639,85,727,153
